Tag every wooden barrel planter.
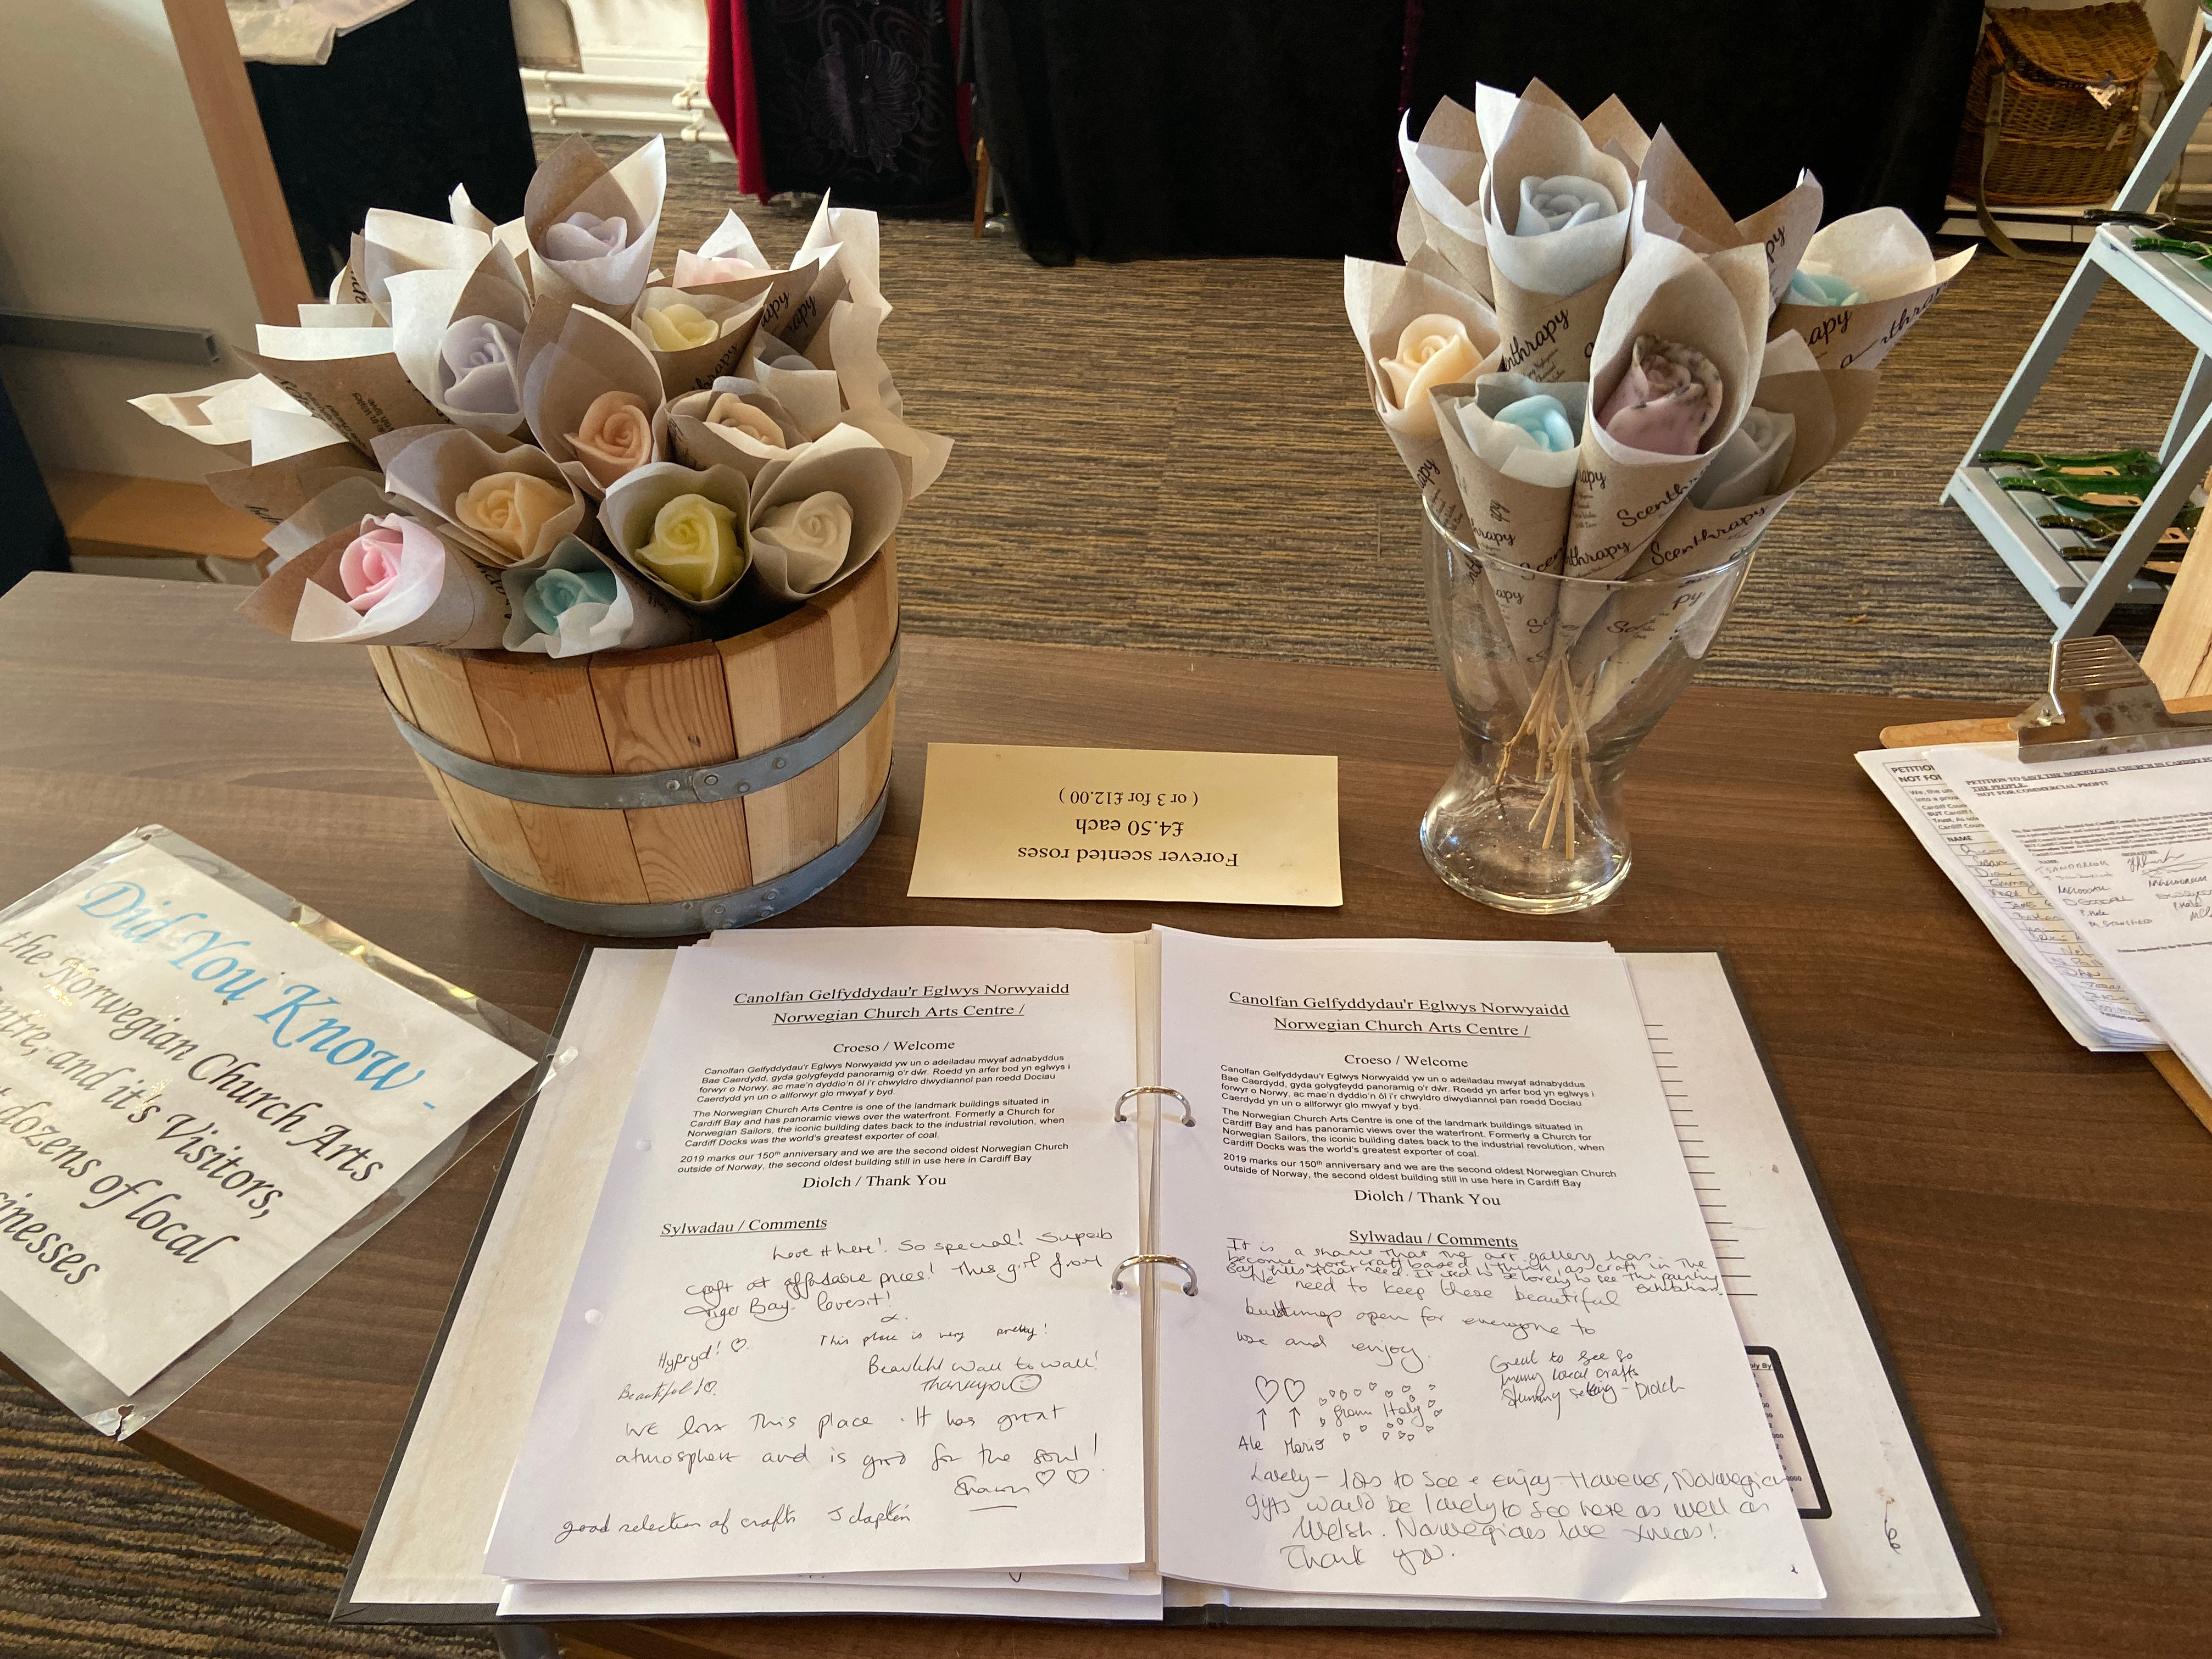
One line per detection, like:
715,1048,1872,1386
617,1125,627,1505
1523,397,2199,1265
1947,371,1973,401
366,548,899,937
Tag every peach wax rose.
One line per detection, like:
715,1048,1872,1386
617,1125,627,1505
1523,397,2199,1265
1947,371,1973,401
566,391,655,488
1380,314,1480,439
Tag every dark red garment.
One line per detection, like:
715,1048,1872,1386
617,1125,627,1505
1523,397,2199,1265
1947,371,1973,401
705,0,768,201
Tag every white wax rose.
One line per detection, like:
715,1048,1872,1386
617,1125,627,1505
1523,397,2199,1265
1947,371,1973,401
753,491,854,593
643,303,720,353
1380,314,1480,439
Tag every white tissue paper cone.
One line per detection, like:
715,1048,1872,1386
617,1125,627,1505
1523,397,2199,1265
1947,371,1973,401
358,208,493,319
739,327,846,441
499,533,698,657
373,423,584,567
665,379,807,484
1769,206,1973,369
1345,257,1502,526
1480,81,1634,383
386,243,534,436
241,322,445,452
1628,131,1823,314
1397,99,1492,302
129,375,310,455
631,287,766,396
525,135,666,319
817,293,952,498
745,422,905,601
519,302,668,499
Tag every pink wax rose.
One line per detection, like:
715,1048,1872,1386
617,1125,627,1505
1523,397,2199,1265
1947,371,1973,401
1596,335,1724,457
337,514,438,615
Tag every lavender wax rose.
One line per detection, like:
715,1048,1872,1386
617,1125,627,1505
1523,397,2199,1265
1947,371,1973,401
436,316,523,418
546,210,628,263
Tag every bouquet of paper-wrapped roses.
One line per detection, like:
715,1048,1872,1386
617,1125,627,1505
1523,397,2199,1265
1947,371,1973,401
132,137,949,657
1353,80,1970,848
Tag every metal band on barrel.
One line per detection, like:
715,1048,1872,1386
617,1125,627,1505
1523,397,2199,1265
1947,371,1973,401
387,637,899,811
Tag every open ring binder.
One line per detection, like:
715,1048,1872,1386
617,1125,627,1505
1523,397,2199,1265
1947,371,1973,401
1110,1253,1197,1296
1113,1084,1195,1126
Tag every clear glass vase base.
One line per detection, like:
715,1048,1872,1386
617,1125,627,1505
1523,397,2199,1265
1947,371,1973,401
1418,766,1631,915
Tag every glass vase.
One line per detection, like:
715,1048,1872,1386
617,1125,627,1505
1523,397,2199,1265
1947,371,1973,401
1419,498,1758,914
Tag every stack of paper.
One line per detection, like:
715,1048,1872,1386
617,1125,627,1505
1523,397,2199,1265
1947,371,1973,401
1861,743,2210,1087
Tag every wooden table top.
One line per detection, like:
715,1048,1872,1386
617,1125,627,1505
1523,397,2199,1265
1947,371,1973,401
0,572,2204,1659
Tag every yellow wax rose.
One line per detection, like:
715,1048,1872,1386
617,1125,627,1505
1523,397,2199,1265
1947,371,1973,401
643,302,720,353
453,471,571,565
705,393,787,450
567,390,655,489
1380,313,1480,439
634,492,743,602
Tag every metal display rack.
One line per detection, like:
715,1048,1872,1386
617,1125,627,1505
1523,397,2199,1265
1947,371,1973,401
1946,43,2212,639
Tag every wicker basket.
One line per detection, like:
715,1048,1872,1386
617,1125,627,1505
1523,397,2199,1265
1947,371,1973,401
1949,3,2159,207
366,548,899,937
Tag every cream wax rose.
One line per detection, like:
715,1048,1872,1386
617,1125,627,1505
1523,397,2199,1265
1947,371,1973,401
454,471,572,566
753,491,854,594
1380,314,1480,438
567,390,655,488
634,492,744,602
706,393,788,450
643,302,721,353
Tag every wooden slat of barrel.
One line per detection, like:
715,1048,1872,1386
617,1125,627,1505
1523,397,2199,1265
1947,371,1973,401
725,608,842,878
623,799,755,901
590,640,751,902
838,694,895,841
381,647,546,884
821,553,899,843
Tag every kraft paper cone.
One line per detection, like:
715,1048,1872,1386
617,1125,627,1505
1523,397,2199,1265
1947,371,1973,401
261,474,399,565
374,424,581,568
1769,207,1973,370
1344,257,1502,524
745,422,906,601
252,514,510,647
500,533,698,658
1480,81,1634,384
520,303,668,499
386,243,534,437
816,293,952,498
599,461,755,613
1572,557,1752,726
525,135,665,320
1734,174,1825,314
241,329,445,455
1397,99,1492,303
357,208,492,319
1629,130,1822,313
740,329,846,441
128,374,302,455
665,378,805,484
1578,94,1651,172
630,287,765,396
205,444,377,526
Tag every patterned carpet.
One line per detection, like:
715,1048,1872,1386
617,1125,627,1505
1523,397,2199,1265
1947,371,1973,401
1,136,2196,1658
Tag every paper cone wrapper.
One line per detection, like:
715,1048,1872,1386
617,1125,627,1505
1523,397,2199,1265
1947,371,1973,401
263,475,401,564
1431,383,1581,678
356,208,493,319
525,135,666,319
745,422,906,602
249,400,349,464
1769,207,1973,369
776,246,851,357
374,424,582,568
1398,100,1493,303
631,288,765,396
676,260,820,350
798,197,888,311
205,444,377,526
740,329,848,441
817,293,951,498
500,533,698,657
1573,557,1751,725
599,460,755,614
667,413,790,486
386,243,534,437
1623,332,1881,581
1480,85,1633,383
520,302,668,499
240,334,444,456
244,514,511,647
1734,172,1824,313
1629,131,1822,314
1578,94,1651,172
129,375,309,455
1345,257,1502,515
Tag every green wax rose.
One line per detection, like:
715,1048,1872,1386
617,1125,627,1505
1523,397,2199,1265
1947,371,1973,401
523,566,619,636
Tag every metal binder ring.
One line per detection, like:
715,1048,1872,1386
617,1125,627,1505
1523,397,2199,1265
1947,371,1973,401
1113,1085,1195,1126
1111,1254,1198,1296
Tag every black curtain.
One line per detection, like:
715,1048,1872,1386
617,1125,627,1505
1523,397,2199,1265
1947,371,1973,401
1408,2,1986,232
247,0,540,291
745,0,971,207
0,378,70,598
970,0,1408,265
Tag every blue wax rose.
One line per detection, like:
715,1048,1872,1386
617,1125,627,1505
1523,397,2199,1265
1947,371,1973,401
523,566,619,636
1786,268,1866,307
1494,394,1576,453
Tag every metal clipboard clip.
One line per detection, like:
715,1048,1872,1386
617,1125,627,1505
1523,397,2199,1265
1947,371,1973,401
1111,1254,1198,1296
1113,1084,1195,1126
2012,636,2212,761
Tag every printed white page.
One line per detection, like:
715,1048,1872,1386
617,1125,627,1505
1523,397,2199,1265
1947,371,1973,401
1150,930,1820,1604
1858,748,2157,1050
0,840,531,1394
1927,744,2212,1089
484,929,1149,1583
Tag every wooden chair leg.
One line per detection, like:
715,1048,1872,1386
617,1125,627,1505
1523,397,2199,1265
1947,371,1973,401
972,138,991,238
